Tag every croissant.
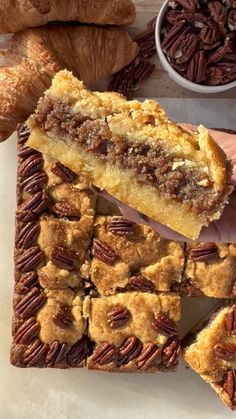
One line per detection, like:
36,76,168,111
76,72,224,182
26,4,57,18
0,25,138,142
0,0,136,34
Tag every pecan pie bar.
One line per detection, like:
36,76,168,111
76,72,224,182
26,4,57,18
182,243,236,298
11,124,96,368
27,70,232,240
84,292,181,372
182,304,236,410
90,215,185,295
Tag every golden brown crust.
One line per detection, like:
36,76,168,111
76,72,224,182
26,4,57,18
0,26,138,142
0,0,136,34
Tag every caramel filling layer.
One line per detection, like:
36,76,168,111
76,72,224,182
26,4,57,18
31,98,221,217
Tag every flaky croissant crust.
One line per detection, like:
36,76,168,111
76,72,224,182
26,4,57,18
0,0,136,34
0,25,138,142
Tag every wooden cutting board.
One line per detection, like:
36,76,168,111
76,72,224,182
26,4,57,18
127,0,236,99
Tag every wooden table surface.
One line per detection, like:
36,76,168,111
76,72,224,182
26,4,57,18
126,0,236,98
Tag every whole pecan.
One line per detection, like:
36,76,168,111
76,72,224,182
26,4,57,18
208,1,227,25
19,154,44,180
15,287,46,318
152,313,178,337
19,192,49,216
17,124,30,144
200,21,222,45
14,318,40,344
137,342,162,370
223,369,236,406
16,222,40,249
21,172,48,194
118,336,143,366
162,336,181,368
16,246,43,273
92,342,116,366
51,162,76,183
206,66,224,85
46,341,68,367
169,32,198,64
175,0,200,12
16,271,39,295
24,339,49,367
127,275,154,293
107,217,135,236
30,0,51,14
53,305,74,329
228,10,236,32
189,243,219,262
214,342,236,360
92,239,117,265
67,336,90,367
224,309,236,335
51,246,76,271
108,305,131,329
187,50,207,82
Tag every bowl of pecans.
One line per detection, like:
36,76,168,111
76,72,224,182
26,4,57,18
155,0,236,93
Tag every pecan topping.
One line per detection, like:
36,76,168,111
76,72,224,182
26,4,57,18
53,202,79,220
51,246,76,271
18,145,40,159
16,222,40,249
51,162,76,183
19,154,44,180
46,341,68,367
15,287,46,318
223,370,236,406
152,313,178,337
215,342,236,360
187,50,207,82
228,10,236,31
14,318,40,344
137,343,162,370
17,124,30,144
29,0,51,14
16,272,39,295
92,239,117,265
175,0,199,11
16,210,38,223
162,337,181,367
19,192,49,216
107,217,135,236
53,305,74,329
224,309,236,335
21,172,48,194
190,243,218,262
67,336,90,367
118,336,143,366
108,305,131,329
208,1,227,25
169,32,198,63
16,246,43,273
127,275,154,292
24,339,48,367
200,21,222,45
92,342,116,366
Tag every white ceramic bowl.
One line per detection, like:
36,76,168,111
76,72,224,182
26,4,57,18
155,0,236,93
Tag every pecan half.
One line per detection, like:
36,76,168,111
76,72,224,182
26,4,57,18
92,342,116,366
189,243,218,262
19,155,43,180
217,61,236,83
53,305,74,329
162,21,189,53
162,336,181,368
118,336,143,366
92,239,117,265
134,61,156,87
127,275,155,293
15,287,46,318
51,246,76,271
21,172,48,194
16,222,40,249
108,305,131,329
175,0,199,11
137,343,162,370
24,339,48,367
16,246,43,273
14,318,40,344
16,272,39,295
51,162,76,183
152,313,178,337
223,370,236,406
165,10,183,24
201,40,221,51
19,192,49,216
46,341,68,367
67,336,90,367
29,0,51,14
208,1,227,25
107,217,135,236
214,342,236,360
224,309,236,335
228,10,236,31
208,45,228,64
17,124,30,144
187,50,207,82
200,21,222,45
169,32,198,64
53,202,79,220
18,146,40,159
206,66,224,85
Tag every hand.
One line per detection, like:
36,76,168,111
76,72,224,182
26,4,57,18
91,127,236,243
